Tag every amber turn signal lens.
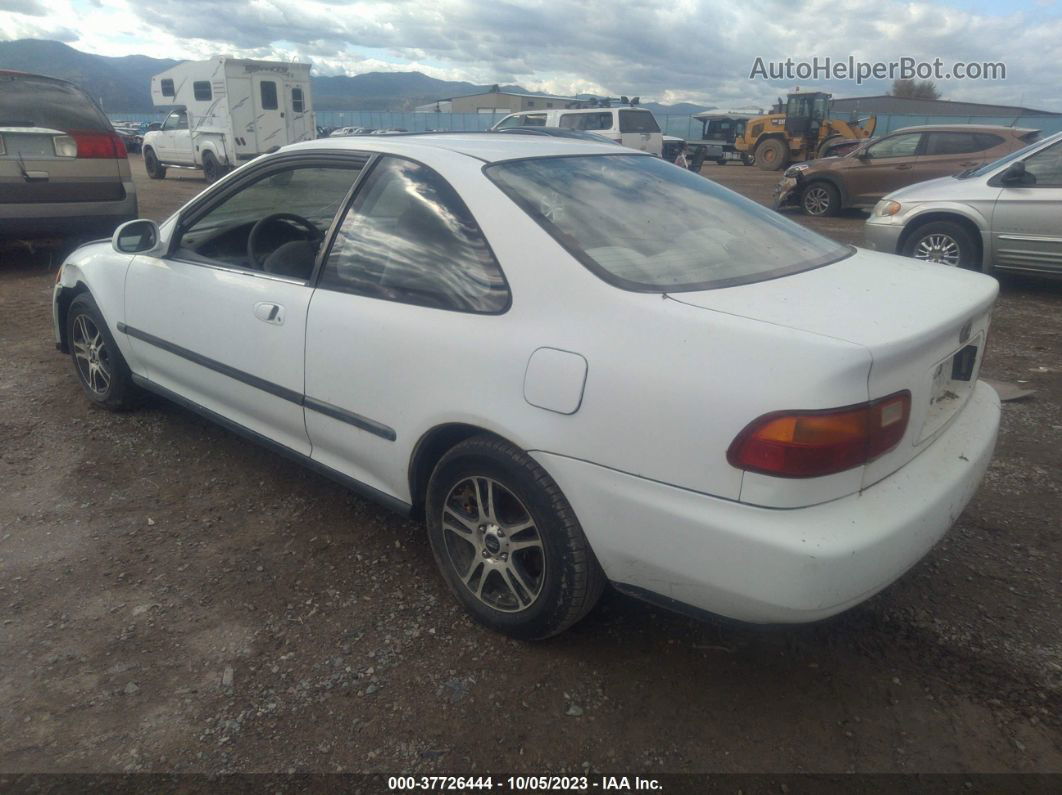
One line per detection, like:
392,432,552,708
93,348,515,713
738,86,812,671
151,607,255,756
727,391,911,478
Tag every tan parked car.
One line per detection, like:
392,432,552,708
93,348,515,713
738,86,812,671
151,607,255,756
0,71,137,241
774,125,1039,216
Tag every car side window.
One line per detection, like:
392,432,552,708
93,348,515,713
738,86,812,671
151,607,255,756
319,157,509,313
494,115,525,130
173,164,362,279
925,132,980,156
974,133,1005,150
160,79,175,97
1021,141,1062,187
193,81,212,102
162,110,188,131
560,112,612,131
519,114,547,127
866,133,922,159
292,87,305,113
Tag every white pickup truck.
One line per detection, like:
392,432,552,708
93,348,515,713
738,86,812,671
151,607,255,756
142,57,315,183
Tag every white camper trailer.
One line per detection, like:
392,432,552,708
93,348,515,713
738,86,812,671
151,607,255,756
142,57,315,182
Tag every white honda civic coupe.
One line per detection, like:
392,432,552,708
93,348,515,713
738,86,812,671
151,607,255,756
54,134,1001,639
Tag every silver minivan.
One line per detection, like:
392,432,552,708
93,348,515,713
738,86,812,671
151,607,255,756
865,130,1062,276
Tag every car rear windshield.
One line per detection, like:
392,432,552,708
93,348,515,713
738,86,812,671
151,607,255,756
618,110,660,133
485,154,851,292
0,75,112,132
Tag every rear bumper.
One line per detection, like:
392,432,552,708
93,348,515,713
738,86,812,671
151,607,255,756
533,381,1000,623
0,183,137,239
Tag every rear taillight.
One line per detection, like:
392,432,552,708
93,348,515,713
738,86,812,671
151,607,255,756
62,130,127,159
727,391,911,479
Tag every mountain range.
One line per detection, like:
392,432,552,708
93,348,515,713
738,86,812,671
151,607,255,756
0,39,710,116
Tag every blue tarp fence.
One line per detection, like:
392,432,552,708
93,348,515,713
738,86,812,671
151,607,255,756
108,110,1062,139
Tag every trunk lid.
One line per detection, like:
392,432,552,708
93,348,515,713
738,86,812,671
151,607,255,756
668,248,998,489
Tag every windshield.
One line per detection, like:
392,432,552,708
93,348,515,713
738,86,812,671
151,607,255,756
485,154,851,292
958,134,1054,179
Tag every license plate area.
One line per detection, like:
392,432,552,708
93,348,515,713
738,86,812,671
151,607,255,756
951,344,978,381
922,338,982,441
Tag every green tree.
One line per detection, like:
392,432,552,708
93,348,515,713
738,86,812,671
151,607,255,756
890,79,941,100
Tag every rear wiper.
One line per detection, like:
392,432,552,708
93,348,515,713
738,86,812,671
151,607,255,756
15,152,46,182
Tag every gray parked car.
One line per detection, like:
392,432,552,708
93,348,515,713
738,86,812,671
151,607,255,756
865,130,1062,275
1,71,137,240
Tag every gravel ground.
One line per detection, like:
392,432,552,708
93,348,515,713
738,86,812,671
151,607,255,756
1,155,1060,776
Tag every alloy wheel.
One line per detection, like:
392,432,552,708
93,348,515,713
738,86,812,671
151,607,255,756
913,233,961,266
71,314,112,395
440,476,546,612
803,186,832,216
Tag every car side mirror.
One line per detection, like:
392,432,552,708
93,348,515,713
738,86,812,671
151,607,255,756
112,219,162,255
1000,160,1033,186
147,122,161,132
857,149,871,160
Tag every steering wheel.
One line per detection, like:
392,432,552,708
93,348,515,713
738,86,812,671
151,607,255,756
247,213,323,270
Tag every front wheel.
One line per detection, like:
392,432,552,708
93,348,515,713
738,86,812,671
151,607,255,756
755,138,788,171
425,436,605,640
902,221,979,269
143,148,166,180
67,293,141,410
801,181,840,217
202,151,222,184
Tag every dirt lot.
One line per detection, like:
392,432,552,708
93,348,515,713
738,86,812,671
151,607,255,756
1,154,1060,778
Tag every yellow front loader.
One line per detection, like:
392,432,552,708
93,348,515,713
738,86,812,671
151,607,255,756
735,92,876,171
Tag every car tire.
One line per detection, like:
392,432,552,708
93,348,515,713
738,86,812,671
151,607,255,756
902,221,979,270
144,148,166,180
67,293,141,410
801,181,840,217
425,435,605,640
755,138,788,171
202,151,221,184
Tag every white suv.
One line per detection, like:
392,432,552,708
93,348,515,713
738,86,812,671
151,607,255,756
492,108,663,156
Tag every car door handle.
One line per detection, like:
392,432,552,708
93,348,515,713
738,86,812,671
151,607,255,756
959,161,979,167
253,302,285,325
895,164,913,170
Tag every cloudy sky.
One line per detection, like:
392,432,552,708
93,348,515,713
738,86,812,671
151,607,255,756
2,0,1062,110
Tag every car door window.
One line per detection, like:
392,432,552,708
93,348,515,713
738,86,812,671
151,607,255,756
974,133,1005,151
925,132,980,156
174,163,362,280
1022,141,1062,186
494,115,525,130
560,112,612,131
866,133,922,159
319,156,509,313
162,110,188,131
518,114,547,127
